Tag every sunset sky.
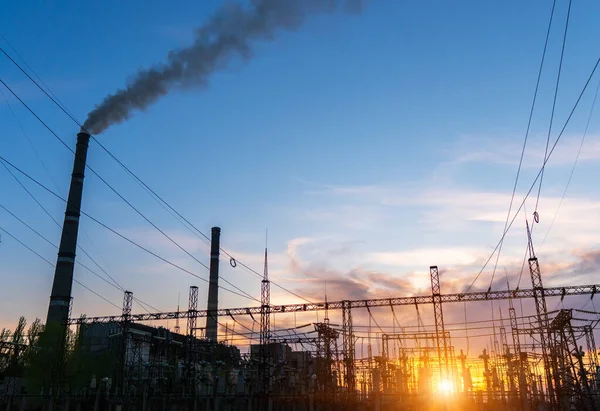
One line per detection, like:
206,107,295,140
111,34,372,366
1,0,600,355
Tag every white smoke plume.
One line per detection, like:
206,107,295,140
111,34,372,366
83,0,366,134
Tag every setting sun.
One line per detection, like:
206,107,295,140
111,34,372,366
437,379,455,395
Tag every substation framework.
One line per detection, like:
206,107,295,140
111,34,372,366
6,129,592,409
3,258,600,410
62,270,600,411
4,128,598,409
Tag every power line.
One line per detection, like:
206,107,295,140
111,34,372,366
0,85,137,297
1,154,134,299
464,55,600,293
0,87,62,194
1,147,210,312
88,137,308,303
0,155,61,227
73,279,122,311
0,203,56,249
516,241,530,289
535,0,572,214
0,45,312,305
0,152,127,294
0,201,160,312
540,76,600,248
366,306,385,335
489,0,558,291
0,34,74,120
519,0,574,273
0,72,205,260
0,87,156,303
0,224,121,310
225,314,256,335
0,77,257,304
220,250,314,304
212,323,315,337
0,154,258,303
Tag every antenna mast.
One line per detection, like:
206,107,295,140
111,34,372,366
174,292,181,334
260,230,271,394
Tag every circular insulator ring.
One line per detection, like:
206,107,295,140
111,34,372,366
230,257,237,268
533,211,539,224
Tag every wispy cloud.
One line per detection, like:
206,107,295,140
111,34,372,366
306,181,600,248
439,133,600,170
369,248,483,268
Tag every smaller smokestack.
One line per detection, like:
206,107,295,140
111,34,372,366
205,227,221,342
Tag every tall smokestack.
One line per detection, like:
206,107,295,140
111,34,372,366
46,130,90,325
205,226,221,342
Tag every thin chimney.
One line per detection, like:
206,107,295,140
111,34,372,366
205,227,221,342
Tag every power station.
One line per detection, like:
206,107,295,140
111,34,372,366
0,121,597,410
0,1,598,406
0,129,597,411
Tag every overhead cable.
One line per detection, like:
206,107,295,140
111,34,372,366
0,155,258,303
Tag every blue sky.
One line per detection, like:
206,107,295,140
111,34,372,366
1,1,600,354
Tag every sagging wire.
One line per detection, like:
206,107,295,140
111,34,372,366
0,155,257,302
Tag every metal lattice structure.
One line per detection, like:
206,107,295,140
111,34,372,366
509,298,531,409
430,266,449,380
68,284,600,325
528,256,556,404
260,248,271,394
117,291,133,394
53,211,600,411
509,300,521,356
315,322,340,392
147,328,170,394
186,286,198,395
342,300,355,395
550,310,594,411
524,220,558,408
174,298,181,335
584,325,598,379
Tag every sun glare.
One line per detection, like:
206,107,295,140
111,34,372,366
437,379,454,395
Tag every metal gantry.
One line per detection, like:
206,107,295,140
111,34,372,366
68,284,600,325
58,244,600,411
7,279,600,411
